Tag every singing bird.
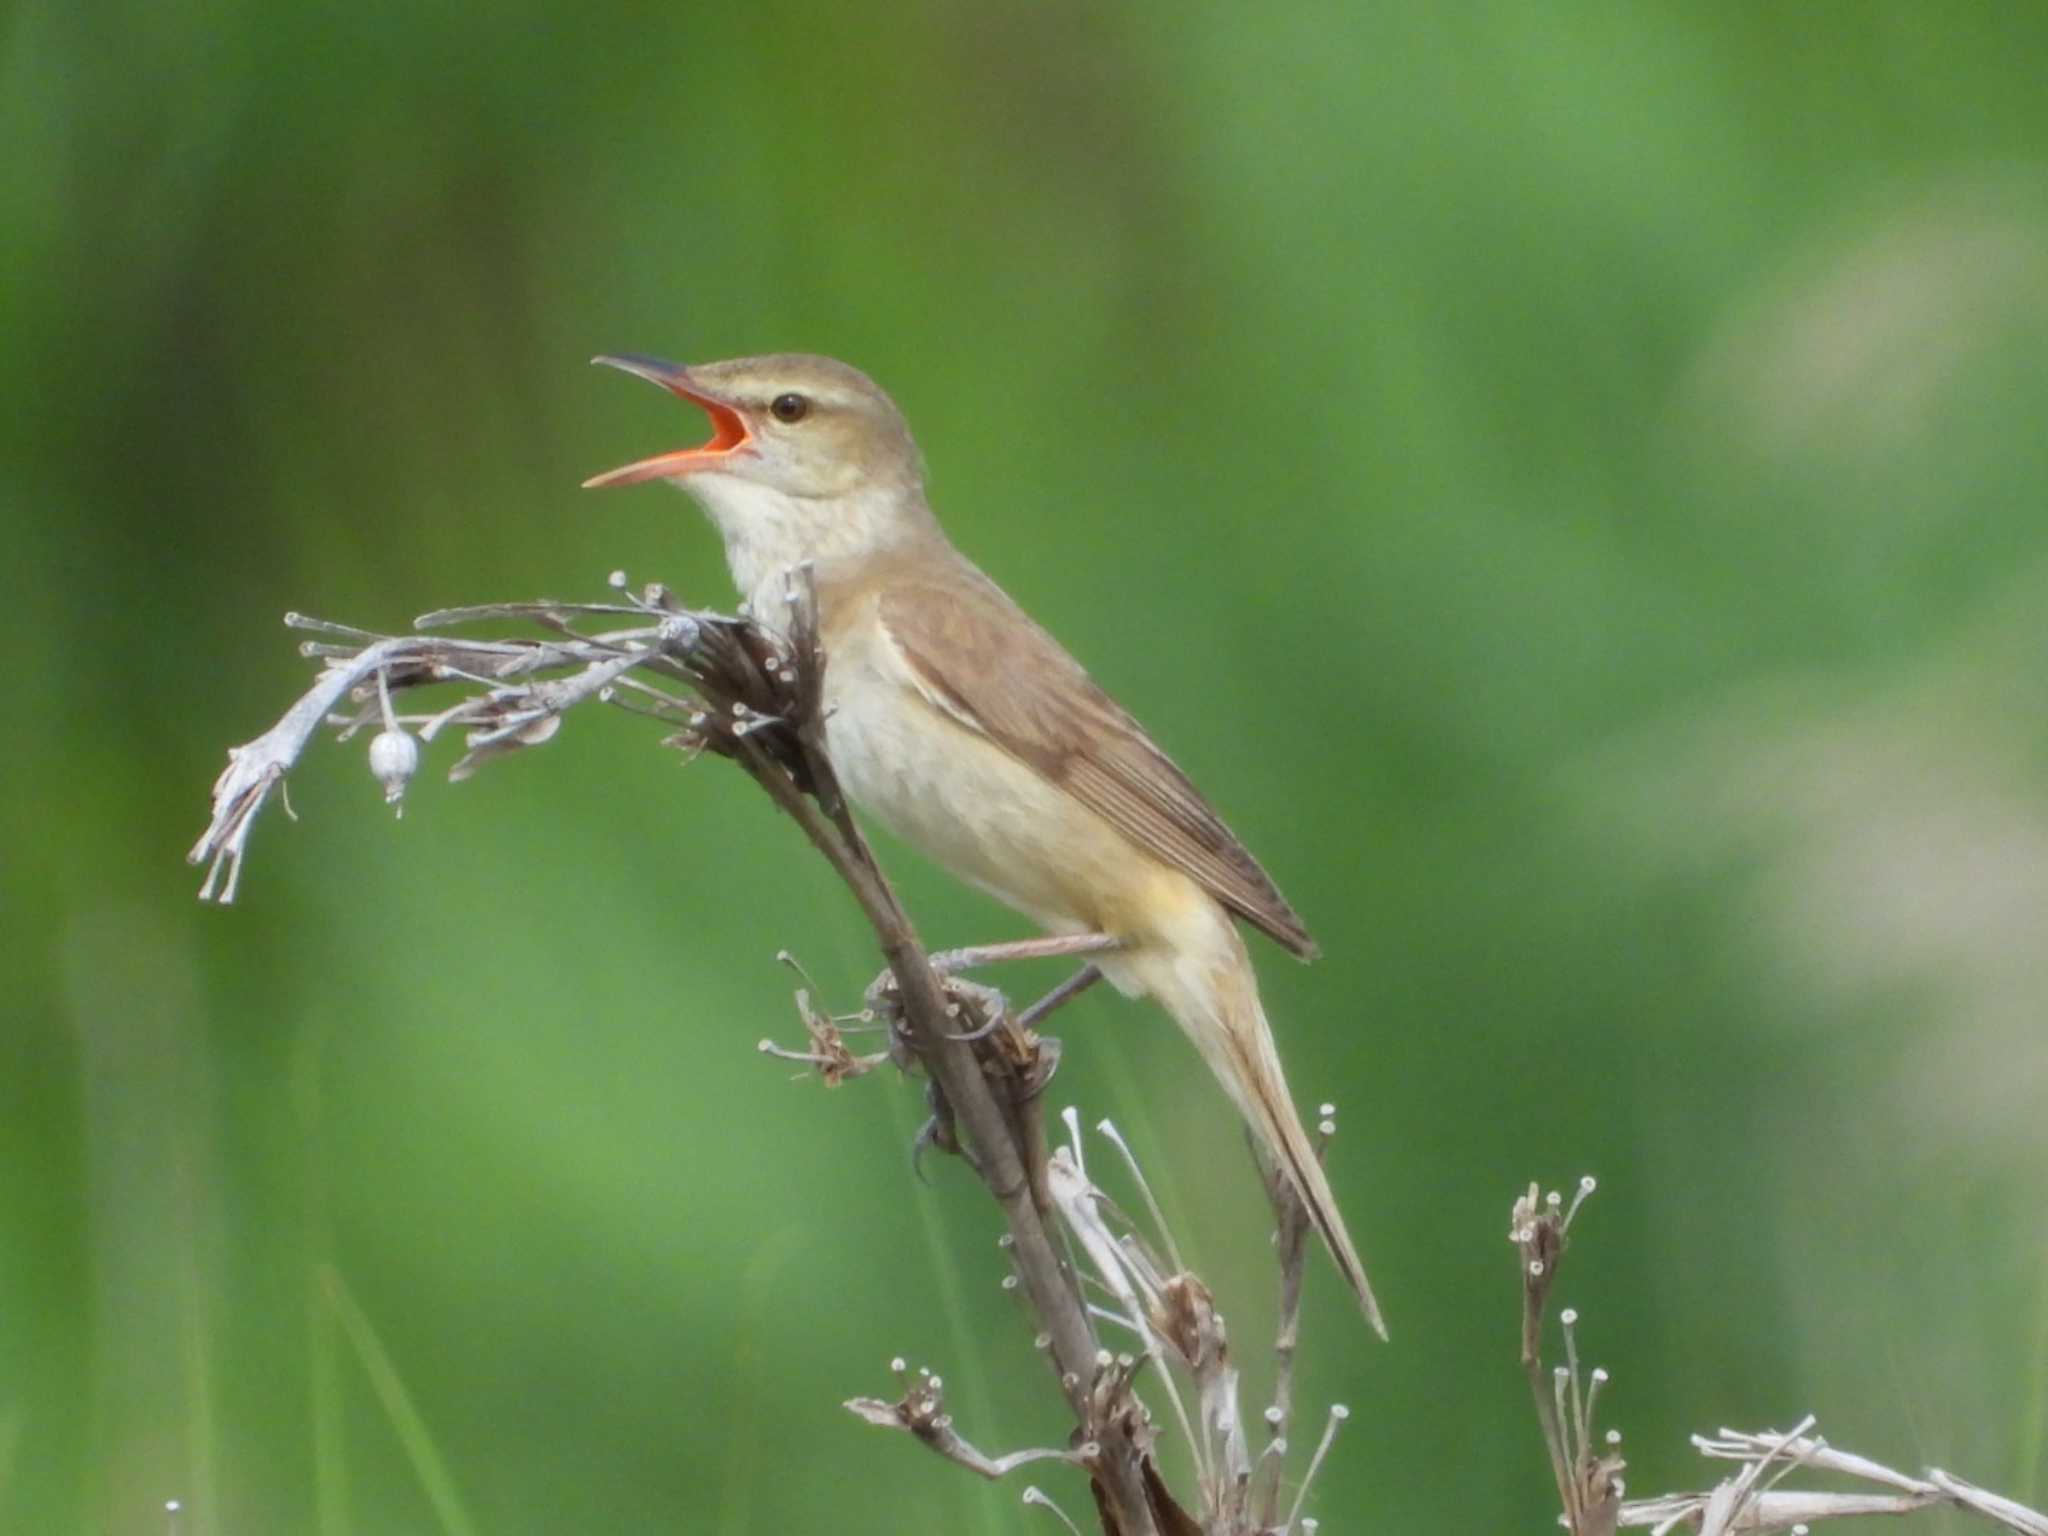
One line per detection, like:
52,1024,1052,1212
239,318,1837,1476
586,353,1384,1335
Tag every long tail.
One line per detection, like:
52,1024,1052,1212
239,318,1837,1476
1136,924,1388,1339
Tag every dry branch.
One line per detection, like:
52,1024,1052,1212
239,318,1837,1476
1511,1177,2048,1536
191,574,1359,1535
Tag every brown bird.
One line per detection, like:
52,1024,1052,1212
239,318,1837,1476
586,352,1384,1335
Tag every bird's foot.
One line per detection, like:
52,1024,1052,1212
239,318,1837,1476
862,958,1025,1036
938,976,1009,1041
863,964,901,1016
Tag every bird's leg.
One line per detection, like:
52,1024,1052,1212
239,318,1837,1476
928,932,1123,976
1014,962,1105,1031
866,934,1117,1041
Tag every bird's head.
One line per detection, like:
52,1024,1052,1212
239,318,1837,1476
584,352,933,575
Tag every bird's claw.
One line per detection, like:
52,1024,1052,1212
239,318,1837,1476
909,1115,943,1184
909,1079,975,1182
863,966,901,1015
939,976,1007,1041
861,968,922,1072
865,964,1010,1045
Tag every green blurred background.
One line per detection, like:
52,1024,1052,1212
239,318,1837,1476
8,2,2048,1530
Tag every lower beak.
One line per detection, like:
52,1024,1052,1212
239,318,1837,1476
583,354,752,488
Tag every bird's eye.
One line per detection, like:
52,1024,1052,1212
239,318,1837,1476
770,392,810,424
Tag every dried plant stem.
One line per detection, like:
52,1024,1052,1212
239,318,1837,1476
1261,1132,1315,1452
1513,1177,2048,1536
741,738,1109,1401
191,578,1364,1536
714,594,1161,1533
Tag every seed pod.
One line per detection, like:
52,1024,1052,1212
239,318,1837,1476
368,728,421,810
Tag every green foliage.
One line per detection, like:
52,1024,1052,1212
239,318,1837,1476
8,1,2048,1529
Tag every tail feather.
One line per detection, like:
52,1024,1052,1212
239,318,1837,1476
1141,933,1388,1339
1223,1024,1387,1338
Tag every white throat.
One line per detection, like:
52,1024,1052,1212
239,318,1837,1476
675,472,930,629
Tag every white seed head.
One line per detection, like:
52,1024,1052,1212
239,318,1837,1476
1560,1308,1578,1326
368,729,420,807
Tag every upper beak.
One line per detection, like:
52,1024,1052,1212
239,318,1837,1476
582,354,752,488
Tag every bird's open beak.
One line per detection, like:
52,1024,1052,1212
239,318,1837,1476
582,354,752,488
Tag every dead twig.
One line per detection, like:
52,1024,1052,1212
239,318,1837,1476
1512,1175,2048,1536
193,570,1370,1534
190,572,1174,1533
846,1359,1078,1480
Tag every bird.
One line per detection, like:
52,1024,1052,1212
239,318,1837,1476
585,352,1384,1335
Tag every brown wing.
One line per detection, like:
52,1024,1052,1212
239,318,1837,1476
876,564,1318,959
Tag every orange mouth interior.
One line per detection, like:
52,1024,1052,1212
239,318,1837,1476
584,372,751,489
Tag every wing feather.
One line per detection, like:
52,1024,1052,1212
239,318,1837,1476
875,566,1318,959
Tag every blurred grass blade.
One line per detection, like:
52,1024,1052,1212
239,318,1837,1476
716,1226,804,1536
309,1266,349,1536
319,1265,480,1536
297,1024,349,1536
2023,1252,2048,1506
